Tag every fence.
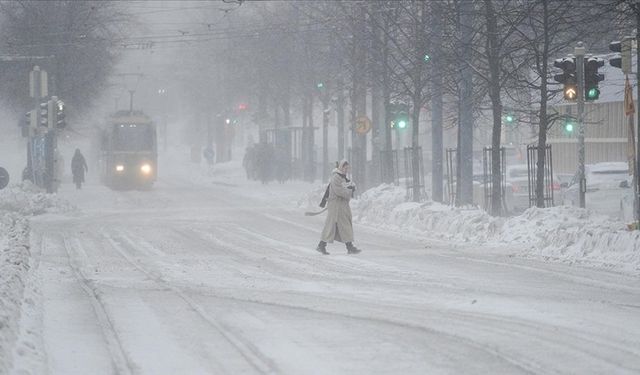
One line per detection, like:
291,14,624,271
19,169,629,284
526,144,555,208
482,147,508,216
403,146,426,201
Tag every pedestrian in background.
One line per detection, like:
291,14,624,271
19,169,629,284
71,148,88,189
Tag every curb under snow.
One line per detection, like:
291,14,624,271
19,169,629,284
0,182,75,373
304,183,640,274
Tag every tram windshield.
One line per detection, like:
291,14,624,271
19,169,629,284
113,123,153,151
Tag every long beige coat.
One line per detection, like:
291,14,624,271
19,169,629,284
321,169,354,243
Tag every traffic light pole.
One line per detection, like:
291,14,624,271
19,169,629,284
29,67,41,185
575,43,586,209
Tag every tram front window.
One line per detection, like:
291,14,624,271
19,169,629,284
113,124,153,151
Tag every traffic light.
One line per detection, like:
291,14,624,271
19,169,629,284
609,38,632,73
54,99,66,129
388,103,409,129
584,57,604,101
503,112,516,125
316,82,324,89
25,109,36,128
563,115,575,134
39,101,50,127
395,115,408,129
553,57,577,101
21,110,35,137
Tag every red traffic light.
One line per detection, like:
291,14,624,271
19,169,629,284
237,103,248,111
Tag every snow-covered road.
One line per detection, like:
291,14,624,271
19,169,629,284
13,168,640,374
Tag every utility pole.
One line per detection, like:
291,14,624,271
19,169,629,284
575,43,586,208
2,56,57,193
31,66,43,186
128,90,135,113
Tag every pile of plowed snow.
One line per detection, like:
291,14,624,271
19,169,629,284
305,183,639,274
0,182,73,372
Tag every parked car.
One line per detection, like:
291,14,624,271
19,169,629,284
556,173,574,188
505,164,560,213
562,162,632,219
442,172,514,213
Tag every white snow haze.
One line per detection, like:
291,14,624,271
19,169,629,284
0,1,639,375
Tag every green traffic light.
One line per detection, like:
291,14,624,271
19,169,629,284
424,54,431,62
397,120,407,129
316,82,324,89
505,114,514,123
565,123,574,132
586,87,600,100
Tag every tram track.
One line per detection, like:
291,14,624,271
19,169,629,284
100,229,280,375
59,234,135,375
106,225,640,374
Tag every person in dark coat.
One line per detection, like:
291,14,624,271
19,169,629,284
71,148,88,189
316,159,361,255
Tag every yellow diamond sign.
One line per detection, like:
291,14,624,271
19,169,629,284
355,116,371,135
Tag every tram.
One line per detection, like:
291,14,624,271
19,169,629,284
99,110,157,189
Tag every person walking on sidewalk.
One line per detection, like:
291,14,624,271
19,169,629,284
316,159,361,255
71,148,88,189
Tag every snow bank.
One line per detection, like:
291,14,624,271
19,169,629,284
0,213,30,373
0,183,73,373
350,184,640,274
0,181,75,215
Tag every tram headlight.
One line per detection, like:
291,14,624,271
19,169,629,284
140,164,152,175
115,165,124,172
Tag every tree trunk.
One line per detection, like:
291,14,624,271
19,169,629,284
307,94,315,182
431,0,444,202
484,0,504,216
409,0,427,202
535,0,550,208
322,87,330,182
382,16,393,184
411,97,421,202
337,77,345,160
371,75,382,185
457,0,475,206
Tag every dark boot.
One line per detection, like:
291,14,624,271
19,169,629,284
346,242,361,254
316,241,329,255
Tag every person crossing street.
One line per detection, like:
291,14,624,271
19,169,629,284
316,159,361,255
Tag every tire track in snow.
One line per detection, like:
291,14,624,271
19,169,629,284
99,229,543,374
118,225,546,374
102,229,280,375
261,212,640,295
213,226,640,374
59,233,135,375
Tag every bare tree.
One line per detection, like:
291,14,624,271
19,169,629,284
513,0,621,208
0,1,131,116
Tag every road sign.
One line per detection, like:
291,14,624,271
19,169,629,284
0,167,9,190
355,116,371,135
